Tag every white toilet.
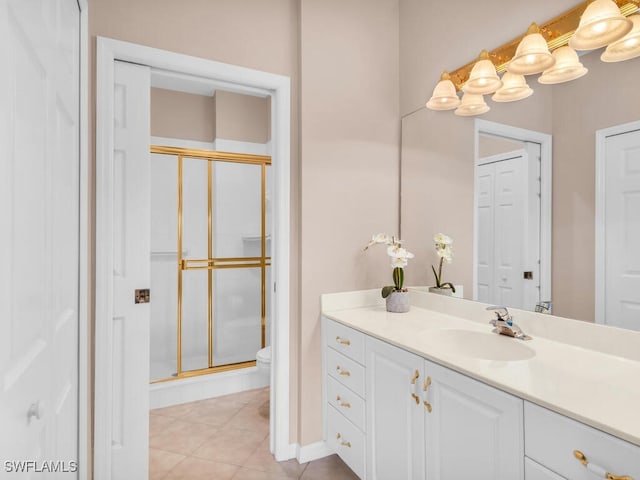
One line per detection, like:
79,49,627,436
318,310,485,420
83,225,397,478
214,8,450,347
256,345,271,372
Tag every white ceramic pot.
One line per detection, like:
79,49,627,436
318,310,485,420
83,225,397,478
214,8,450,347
428,286,453,296
386,290,410,313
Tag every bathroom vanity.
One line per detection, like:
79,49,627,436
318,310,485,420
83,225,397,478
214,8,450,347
321,289,640,480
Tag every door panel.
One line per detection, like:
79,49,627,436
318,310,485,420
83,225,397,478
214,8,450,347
604,130,640,330
0,0,80,472
111,60,151,479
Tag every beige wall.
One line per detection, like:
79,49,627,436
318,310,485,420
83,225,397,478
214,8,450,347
399,0,640,321
299,0,400,444
215,90,270,143
90,0,401,459
150,88,217,142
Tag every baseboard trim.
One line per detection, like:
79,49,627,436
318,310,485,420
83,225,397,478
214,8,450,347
296,440,332,464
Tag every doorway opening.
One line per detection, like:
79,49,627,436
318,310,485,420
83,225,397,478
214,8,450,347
95,38,291,478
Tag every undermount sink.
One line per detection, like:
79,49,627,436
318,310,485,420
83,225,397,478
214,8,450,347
420,329,535,361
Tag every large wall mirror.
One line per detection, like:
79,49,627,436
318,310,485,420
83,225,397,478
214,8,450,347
400,47,640,330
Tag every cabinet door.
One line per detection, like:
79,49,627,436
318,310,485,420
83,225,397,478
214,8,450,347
525,458,566,480
366,336,425,480
423,359,524,480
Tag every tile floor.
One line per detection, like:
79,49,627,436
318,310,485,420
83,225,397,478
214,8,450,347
149,387,360,480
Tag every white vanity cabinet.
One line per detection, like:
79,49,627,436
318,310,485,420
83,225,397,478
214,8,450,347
324,319,367,479
524,402,640,480
422,358,524,480
365,336,425,480
325,318,524,480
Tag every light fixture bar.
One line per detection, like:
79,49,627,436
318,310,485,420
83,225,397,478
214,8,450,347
448,0,639,90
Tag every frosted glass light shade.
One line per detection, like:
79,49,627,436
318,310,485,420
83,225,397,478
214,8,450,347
569,0,632,50
538,46,588,84
492,73,533,102
508,23,555,75
426,72,461,110
601,14,640,62
463,50,503,95
454,93,490,116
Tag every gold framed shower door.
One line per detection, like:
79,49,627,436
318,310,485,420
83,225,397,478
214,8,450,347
150,145,271,384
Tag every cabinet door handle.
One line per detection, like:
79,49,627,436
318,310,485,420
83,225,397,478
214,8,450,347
336,433,351,448
335,336,351,346
336,396,351,408
422,376,433,413
409,370,420,404
336,366,350,376
573,450,634,480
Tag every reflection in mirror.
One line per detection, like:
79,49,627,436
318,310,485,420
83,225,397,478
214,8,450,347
401,48,640,328
475,129,547,313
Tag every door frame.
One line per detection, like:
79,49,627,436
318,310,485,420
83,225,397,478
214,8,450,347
595,120,640,325
473,119,552,307
95,37,291,476
78,1,89,478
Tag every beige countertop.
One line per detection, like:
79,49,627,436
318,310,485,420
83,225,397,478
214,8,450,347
321,289,640,447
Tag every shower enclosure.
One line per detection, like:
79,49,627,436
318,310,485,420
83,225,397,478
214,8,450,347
149,145,271,383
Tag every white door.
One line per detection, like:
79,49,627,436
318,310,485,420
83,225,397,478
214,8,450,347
476,149,540,310
603,128,640,331
423,359,524,480
107,61,151,479
0,0,80,473
366,337,425,480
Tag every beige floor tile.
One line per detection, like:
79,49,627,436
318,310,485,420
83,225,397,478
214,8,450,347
151,402,195,419
164,457,239,480
243,438,307,478
149,471,168,480
150,414,178,437
300,454,360,480
192,424,267,466
226,402,269,434
231,467,299,480
149,419,217,456
149,448,185,476
179,401,243,427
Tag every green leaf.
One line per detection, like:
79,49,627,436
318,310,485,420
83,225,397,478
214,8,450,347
392,267,404,290
441,282,456,293
381,285,395,298
431,265,440,287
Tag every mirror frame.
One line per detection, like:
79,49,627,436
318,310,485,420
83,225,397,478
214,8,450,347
473,119,553,306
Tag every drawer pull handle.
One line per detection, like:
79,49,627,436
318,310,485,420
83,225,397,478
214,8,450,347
336,366,350,376
410,370,419,384
573,450,634,480
409,369,420,404
335,336,351,346
335,395,352,408
336,433,351,448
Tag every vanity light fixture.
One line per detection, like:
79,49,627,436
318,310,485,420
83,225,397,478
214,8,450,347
463,50,503,95
508,23,556,75
492,72,534,102
454,93,490,116
601,13,640,61
538,46,589,84
569,0,633,50
426,71,461,110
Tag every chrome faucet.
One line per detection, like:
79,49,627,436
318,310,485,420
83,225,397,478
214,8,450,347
486,306,531,341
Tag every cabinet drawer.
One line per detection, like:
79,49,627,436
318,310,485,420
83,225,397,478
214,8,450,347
325,320,365,365
525,458,566,480
327,405,365,479
525,402,640,480
327,347,365,397
327,375,366,432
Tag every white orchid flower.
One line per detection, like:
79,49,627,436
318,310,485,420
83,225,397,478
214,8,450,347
364,233,392,250
433,233,453,246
